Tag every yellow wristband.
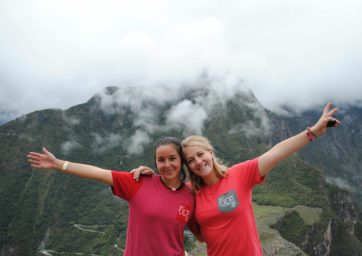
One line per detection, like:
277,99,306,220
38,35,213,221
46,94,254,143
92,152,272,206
62,161,69,171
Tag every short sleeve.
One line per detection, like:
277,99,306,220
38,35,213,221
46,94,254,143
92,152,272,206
111,171,142,201
230,158,265,189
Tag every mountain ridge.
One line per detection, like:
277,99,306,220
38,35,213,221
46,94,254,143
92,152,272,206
1,85,361,255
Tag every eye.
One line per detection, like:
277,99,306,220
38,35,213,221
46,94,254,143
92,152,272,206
157,158,165,163
197,152,204,157
187,159,194,164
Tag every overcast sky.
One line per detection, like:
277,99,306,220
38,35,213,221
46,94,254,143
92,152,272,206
1,0,362,122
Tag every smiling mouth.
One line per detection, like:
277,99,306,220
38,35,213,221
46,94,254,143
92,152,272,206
197,163,208,172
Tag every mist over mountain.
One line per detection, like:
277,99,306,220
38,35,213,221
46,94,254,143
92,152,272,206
0,111,16,125
1,81,361,255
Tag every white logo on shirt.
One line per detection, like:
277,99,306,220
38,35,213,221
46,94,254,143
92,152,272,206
217,190,239,212
177,204,191,223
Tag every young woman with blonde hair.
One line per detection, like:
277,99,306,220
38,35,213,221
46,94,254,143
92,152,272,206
181,103,339,256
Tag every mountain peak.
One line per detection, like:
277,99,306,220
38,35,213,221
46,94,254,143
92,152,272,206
104,86,120,95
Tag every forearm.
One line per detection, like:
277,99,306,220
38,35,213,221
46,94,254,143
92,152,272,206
187,220,204,242
54,159,113,185
255,102,338,177
259,129,310,176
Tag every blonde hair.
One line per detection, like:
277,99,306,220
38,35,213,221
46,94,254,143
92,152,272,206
181,135,228,192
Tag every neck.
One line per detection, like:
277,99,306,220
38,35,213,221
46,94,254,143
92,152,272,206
160,177,183,191
202,170,220,186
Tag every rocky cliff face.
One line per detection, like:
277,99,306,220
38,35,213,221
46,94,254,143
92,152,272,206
312,219,332,256
329,188,359,235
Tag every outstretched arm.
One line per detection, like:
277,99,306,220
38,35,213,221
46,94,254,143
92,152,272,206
258,102,340,177
27,147,113,185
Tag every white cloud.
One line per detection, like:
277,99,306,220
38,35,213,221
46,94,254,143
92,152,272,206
62,113,80,126
61,141,82,156
93,73,256,140
91,74,256,150
1,0,362,122
166,100,207,135
229,101,271,137
325,176,355,192
126,129,151,155
92,133,123,154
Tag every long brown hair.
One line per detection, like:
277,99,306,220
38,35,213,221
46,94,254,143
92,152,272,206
181,135,228,192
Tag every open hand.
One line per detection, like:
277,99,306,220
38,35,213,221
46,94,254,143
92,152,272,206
310,102,341,136
27,147,58,170
130,166,155,181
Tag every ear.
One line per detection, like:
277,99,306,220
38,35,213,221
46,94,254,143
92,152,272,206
209,150,215,161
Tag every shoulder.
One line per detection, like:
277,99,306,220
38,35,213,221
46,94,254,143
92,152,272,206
111,170,131,181
229,158,259,172
111,171,144,200
183,182,194,194
143,174,161,186
226,158,259,179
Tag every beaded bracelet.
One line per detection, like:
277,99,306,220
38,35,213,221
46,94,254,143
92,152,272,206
306,127,317,142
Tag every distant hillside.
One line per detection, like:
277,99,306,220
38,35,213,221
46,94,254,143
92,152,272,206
279,105,362,204
1,83,361,255
0,110,15,125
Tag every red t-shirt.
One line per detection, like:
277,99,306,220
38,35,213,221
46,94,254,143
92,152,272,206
111,172,194,256
195,158,265,256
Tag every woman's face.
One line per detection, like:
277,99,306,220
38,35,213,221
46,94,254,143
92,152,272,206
183,145,214,178
155,144,182,182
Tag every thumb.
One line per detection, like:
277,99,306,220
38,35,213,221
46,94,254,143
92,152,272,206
42,147,50,155
42,147,55,159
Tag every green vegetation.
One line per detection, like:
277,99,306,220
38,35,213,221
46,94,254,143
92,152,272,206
253,157,327,208
273,211,309,245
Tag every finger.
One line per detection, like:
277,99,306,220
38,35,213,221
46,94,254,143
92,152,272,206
27,155,40,161
323,102,333,114
28,159,39,164
131,168,140,180
328,118,341,127
43,147,56,159
140,167,150,172
131,168,139,173
130,166,143,173
328,107,338,116
42,147,52,156
28,152,42,158
135,173,140,181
